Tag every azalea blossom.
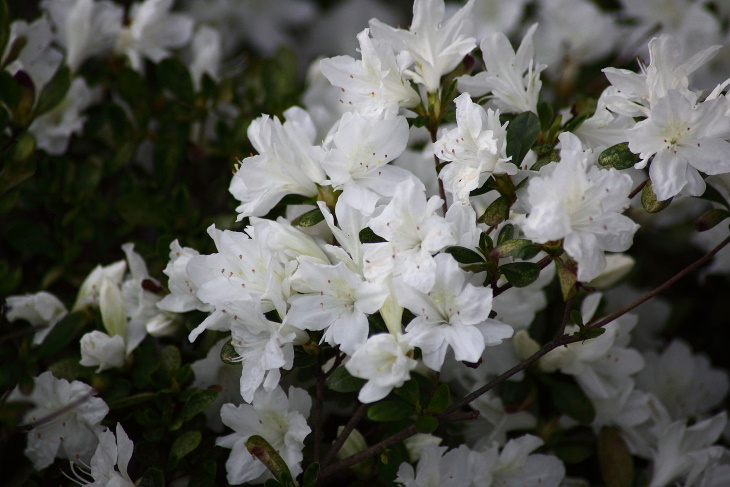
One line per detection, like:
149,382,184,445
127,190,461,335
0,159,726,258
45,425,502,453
4,291,68,345
395,253,513,371
522,132,639,282
7,372,109,470
396,444,473,487
66,423,135,487
345,332,418,403
217,386,311,484
369,0,477,93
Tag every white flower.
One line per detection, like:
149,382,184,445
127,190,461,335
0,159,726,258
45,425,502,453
115,0,193,71
471,435,566,487
71,423,134,487
457,24,545,114
636,339,729,421
286,260,388,354
395,253,513,371
157,240,212,313
28,77,94,155
396,444,473,487
363,178,454,292
320,28,421,117
229,107,326,219
627,90,730,201
3,17,63,92
188,25,222,89
321,112,414,215
369,0,477,93
434,93,514,204
73,260,127,311
346,332,418,403
4,291,68,345
8,372,109,470
522,132,639,282
42,0,123,72
217,386,311,485
649,413,727,487
79,330,126,372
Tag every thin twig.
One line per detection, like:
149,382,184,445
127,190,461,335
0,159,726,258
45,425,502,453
628,178,648,200
27,393,97,429
322,403,369,467
558,296,574,338
313,357,325,464
587,233,730,331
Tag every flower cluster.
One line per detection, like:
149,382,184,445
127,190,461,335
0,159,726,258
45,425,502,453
4,0,730,486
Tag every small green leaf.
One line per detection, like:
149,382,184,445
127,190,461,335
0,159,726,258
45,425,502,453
359,227,386,243
220,340,239,365
0,131,36,194
408,115,430,128
246,435,293,484
170,389,219,430
506,111,540,167
160,345,181,373
425,383,450,414
36,311,89,358
34,65,71,117
394,380,420,407
500,262,540,288
489,239,535,259
555,444,593,464
569,310,583,327
598,427,634,487
292,207,325,227
537,102,554,131
573,327,606,340
641,181,672,213
551,380,595,423
478,232,493,255
169,430,202,468
597,142,639,170
0,0,10,66
0,70,20,112
140,468,165,487
445,246,485,264
694,208,730,232
415,415,439,434
326,366,365,393
156,58,194,103
302,462,320,487
562,113,589,133
367,399,415,421
497,224,515,245
555,258,577,300
531,145,560,171
478,195,510,226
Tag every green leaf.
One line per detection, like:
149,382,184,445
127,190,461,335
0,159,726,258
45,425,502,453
445,246,485,264
551,379,595,423
555,258,577,300
169,430,202,469
160,345,181,373
425,383,450,413
641,181,672,213
695,208,730,232
0,70,20,112
598,427,634,487
109,392,158,409
506,111,540,167
562,113,589,133
139,468,165,487
394,380,420,407
570,309,583,327
409,114,430,128
34,65,71,117
555,444,593,464
156,58,194,104
490,239,536,259
573,327,606,340
537,102,554,131
531,144,560,171
367,399,415,421
415,415,439,434
698,183,730,209
359,227,386,243
478,195,510,226
500,262,540,288
497,224,514,245
246,435,294,484
597,142,639,170
0,131,36,194
36,311,89,358
292,207,325,227
302,462,320,487
170,389,220,430
326,366,365,393
220,339,240,365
